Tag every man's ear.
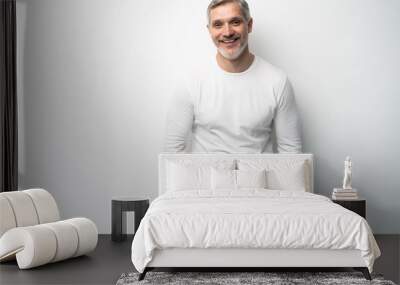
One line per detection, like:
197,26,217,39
248,18,253,33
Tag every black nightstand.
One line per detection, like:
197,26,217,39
332,199,366,218
111,197,149,242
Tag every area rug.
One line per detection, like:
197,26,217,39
116,271,396,285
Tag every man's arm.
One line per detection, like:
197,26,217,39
163,86,194,152
274,78,302,153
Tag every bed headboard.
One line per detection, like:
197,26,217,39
158,153,314,196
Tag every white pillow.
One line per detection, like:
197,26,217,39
211,168,236,190
237,159,309,192
267,164,306,191
211,168,267,190
166,159,235,191
236,169,267,189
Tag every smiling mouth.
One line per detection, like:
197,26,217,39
220,37,240,44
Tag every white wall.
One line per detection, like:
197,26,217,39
17,0,400,233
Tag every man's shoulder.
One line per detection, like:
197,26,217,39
255,55,288,82
172,59,212,98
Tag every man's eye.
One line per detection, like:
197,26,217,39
232,20,241,25
213,23,222,28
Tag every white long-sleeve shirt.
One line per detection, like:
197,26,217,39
164,55,302,153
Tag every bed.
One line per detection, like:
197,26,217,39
131,153,380,280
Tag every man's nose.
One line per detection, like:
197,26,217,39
222,24,234,37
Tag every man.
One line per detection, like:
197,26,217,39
164,0,302,153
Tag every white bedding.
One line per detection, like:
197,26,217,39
131,190,380,273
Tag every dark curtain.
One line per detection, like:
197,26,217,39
0,0,18,192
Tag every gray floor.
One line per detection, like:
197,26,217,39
0,235,398,285
0,235,133,285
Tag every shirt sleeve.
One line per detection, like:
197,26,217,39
274,78,303,153
163,85,194,153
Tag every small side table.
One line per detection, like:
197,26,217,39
111,197,149,242
332,198,366,218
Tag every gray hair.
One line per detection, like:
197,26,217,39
207,0,251,24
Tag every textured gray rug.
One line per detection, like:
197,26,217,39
116,271,396,285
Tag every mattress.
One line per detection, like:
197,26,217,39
131,189,380,273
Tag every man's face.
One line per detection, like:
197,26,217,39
208,2,252,60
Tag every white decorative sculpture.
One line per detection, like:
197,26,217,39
342,156,352,190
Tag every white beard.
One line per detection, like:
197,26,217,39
218,42,248,60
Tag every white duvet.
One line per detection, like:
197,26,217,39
131,190,380,273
